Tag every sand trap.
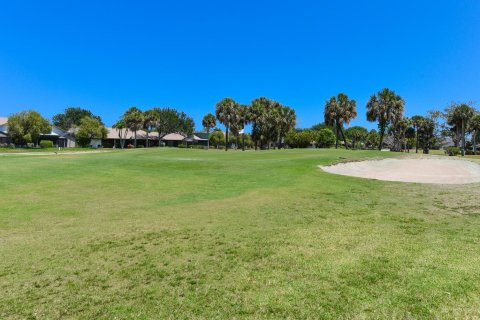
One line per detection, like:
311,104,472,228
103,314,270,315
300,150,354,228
320,158,480,184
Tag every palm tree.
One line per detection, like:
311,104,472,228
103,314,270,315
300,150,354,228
469,114,480,155
202,113,216,150
250,98,269,150
448,103,475,156
273,105,296,149
123,106,144,147
112,119,129,149
366,88,405,150
235,104,250,151
324,93,357,149
143,109,160,148
345,126,368,149
215,98,236,151
411,115,424,153
392,117,411,152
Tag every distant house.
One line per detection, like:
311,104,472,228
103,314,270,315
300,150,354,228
0,117,76,147
184,133,209,147
161,133,186,147
103,128,160,148
0,117,8,144
0,132,8,144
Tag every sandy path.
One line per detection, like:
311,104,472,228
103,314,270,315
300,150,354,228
320,158,480,184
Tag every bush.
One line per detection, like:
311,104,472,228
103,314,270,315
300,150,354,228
127,144,135,149
39,140,54,148
178,144,186,148
137,144,144,148
445,146,461,156
286,130,314,148
316,128,336,148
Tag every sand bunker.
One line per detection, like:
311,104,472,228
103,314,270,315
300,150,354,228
320,158,480,184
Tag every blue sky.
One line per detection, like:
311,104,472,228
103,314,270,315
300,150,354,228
0,0,479,130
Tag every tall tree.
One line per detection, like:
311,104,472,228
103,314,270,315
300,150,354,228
324,93,357,149
215,98,236,151
250,97,271,150
390,117,411,152
417,118,435,154
7,110,51,146
272,105,296,149
154,107,195,139
411,115,424,153
202,113,216,150
230,104,250,150
76,117,108,147
143,109,160,148
123,107,144,147
366,88,405,150
446,103,475,156
53,107,102,131
178,112,195,136
112,119,129,149
469,114,480,155
366,129,380,150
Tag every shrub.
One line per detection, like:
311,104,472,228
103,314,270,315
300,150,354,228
316,128,336,148
127,144,135,149
39,140,54,148
445,146,461,156
137,144,144,148
178,144,186,148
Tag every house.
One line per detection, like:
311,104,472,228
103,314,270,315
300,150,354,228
103,128,160,148
0,132,8,144
0,117,76,147
161,133,186,147
184,133,209,147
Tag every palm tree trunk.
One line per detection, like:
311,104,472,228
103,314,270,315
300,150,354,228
379,127,385,151
462,120,466,156
415,124,418,153
242,132,245,151
473,130,477,155
225,126,229,151
335,124,339,149
253,124,258,151
146,131,149,148
134,131,137,147
206,128,210,150
339,126,348,150
236,134,239,150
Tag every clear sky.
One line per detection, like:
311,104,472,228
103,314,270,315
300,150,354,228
0,0,479,130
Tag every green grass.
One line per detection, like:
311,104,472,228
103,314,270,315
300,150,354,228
0,147,98,153
1,148,480,319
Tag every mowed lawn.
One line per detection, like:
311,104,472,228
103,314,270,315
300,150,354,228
1,149,480,319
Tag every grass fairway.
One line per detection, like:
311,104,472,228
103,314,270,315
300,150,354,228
1,148,480,319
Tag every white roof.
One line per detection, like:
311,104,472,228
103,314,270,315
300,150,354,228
106,128,159,140
0,117,8,125
162,133,186,141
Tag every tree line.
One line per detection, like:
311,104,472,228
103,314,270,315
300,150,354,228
4,89,479,155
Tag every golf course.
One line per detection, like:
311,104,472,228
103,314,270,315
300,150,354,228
1,148,480,319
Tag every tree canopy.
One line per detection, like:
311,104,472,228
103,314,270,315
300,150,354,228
7,110,51,145
53,107,103,131
366,88,404,150
76,117,108,147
